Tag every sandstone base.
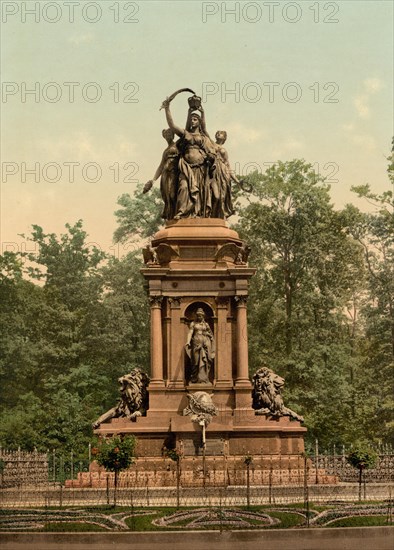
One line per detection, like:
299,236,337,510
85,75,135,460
66,456,337,488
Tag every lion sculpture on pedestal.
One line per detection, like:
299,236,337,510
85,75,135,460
252,366,304,422
93,368,150,428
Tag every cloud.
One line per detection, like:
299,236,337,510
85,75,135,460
353,78,384,118
354,96,370,118
342,124,376,151
269,138,305,159
364,78,383,93
33,132,139,164
350,133,376,151
344,77,383,150
284,139,304,151
68,33,94,45
224,123,263,145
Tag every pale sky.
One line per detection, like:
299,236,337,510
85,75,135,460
1,0,393,257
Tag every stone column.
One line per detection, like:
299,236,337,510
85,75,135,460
235,296,250,387
215,297,232,388
149,296,164,387
168,298,184,388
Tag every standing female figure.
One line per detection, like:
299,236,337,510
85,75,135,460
211,130,238,219
163,98,216,219
185,308,215,384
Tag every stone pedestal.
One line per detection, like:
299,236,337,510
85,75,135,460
94,218,306,469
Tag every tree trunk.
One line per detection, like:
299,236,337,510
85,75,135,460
176,460,180,509
389,298,394,358
358,467,362,502
114,470,118,508
246,464,250,509
284,260,293,356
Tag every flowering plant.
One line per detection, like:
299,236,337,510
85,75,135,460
347,447,377,471
163,446,182,462
95,436,135,473
244,454,253,466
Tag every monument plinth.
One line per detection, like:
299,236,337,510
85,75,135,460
143,218,255,411
92,90,309,484
95,218,306,463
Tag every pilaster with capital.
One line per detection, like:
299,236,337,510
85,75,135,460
167,297,185,388
234,295,251,387
149,296,164,386
215,297,233,387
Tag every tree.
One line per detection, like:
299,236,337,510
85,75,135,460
94,435,136,507
0,221,153,453
343,168,394,445
235,160,365,448
347,445,377,500
113,184,163,244
99,252,150,383
0,458,4,487
338,143,394,445
0,252,46,410
1,224,106,451
163,446,183,508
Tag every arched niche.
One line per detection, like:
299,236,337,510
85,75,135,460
184,301,215,323
184,301,215,385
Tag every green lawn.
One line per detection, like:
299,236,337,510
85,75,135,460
43,522,109,532
1,504,392,531
124,512,165,531
266,511,306,528
327,515,392,528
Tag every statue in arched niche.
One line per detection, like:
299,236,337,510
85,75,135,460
185,307,215,384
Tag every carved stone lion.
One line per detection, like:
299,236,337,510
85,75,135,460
252,366,304,422
93,368,150,429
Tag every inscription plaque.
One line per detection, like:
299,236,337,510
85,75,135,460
180,246,216,259
182,435,225,456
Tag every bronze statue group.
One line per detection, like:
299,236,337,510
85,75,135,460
143,92,242,221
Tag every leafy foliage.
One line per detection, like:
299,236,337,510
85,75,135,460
94,435,135,473
0,222,149,453
162,447,182,462
343,156,394,445
0,150,393,453
244,454,253,466
235,160,365,448
113,184,163,243
347,447,378,471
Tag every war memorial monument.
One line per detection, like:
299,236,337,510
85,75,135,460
92,90,309,486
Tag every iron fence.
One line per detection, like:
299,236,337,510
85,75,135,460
0,479,392,509
0,447,393,509
311,453,394,483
